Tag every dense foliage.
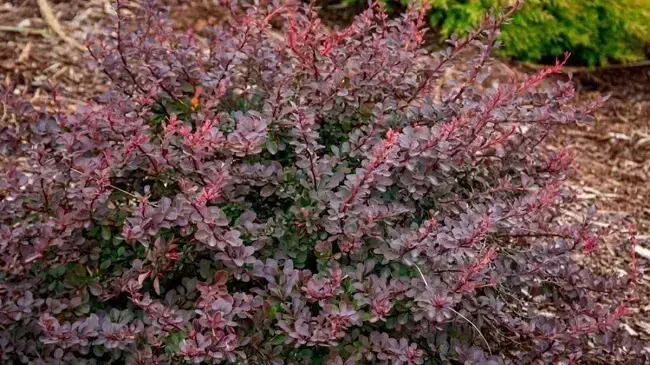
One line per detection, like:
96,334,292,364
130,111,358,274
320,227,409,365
376,0,650,66
0,0,645,363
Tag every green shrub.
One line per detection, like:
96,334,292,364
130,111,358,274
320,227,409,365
382,0,650,66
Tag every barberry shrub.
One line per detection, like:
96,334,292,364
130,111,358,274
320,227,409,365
0,0,644,364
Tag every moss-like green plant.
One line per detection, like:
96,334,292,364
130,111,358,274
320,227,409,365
383,0,650,66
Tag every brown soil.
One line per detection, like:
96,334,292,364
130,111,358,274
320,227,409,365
552,65,650,344
557,65,650,230
1,0,649,353
0,0,111,110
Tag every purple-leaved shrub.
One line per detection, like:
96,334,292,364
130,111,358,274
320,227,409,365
0,0,645,363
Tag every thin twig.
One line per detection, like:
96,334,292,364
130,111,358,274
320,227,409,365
447,307,492,356
0,25,52,38
37,0,85,51
413,262,492,355
413,262,428,287
70,168,140,200
634,245,650,260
